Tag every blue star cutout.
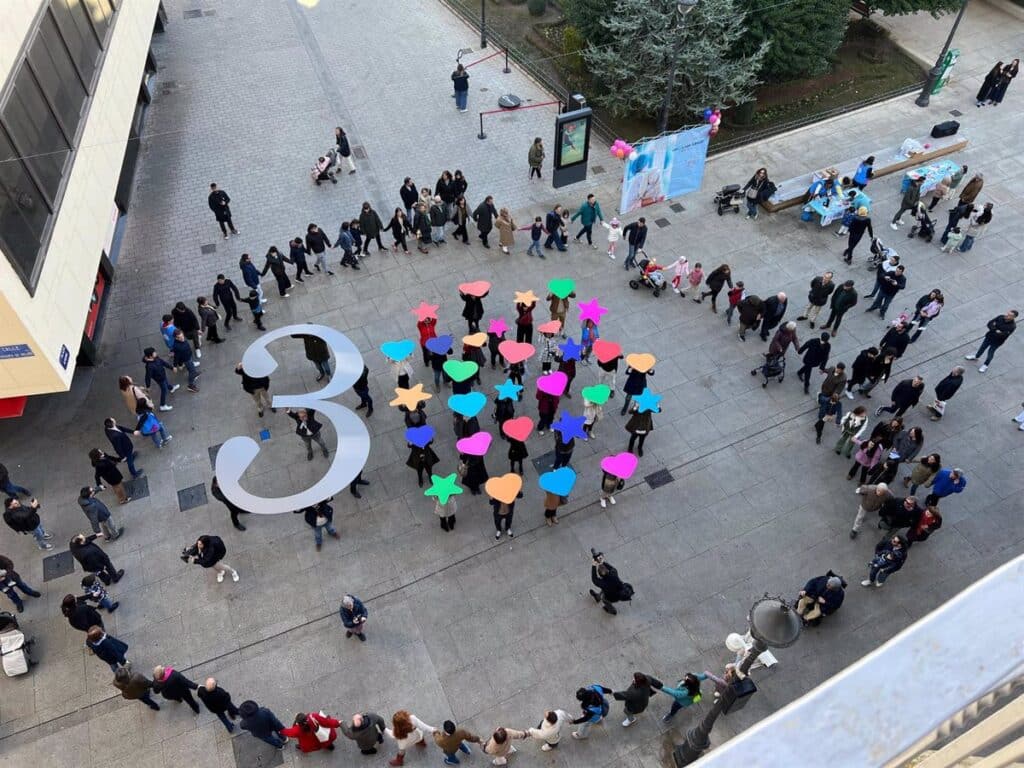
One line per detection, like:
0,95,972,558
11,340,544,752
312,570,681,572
552,412,587,443
558,337,582,362
494,378,523,401
634,387,663,414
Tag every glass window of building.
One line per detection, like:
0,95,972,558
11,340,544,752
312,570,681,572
0,129,54,286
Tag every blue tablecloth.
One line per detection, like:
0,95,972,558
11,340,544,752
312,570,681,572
901,158,961,195
807,191,872,227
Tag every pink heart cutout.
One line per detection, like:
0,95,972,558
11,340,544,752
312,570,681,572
456,431,493,456
592,339,622,364
501,416,534,442
601,452,639,480
537,371,568,397
459,280,491,298
498,340,535,364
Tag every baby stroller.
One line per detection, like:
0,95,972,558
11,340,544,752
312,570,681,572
0,611,35,676
629,258,666,297
907,208,935,242
310,148,339,186
751,351,786,388
867,237,896,271
713,184,743,215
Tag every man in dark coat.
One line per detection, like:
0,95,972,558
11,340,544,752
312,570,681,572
613,672,663,726
62,593,103,632
4,497,52,550
865,265,906,319
212,274,242,330
696,265,733,313
966,310,1018,372
291,333,332,381
70,533,123,584
797,272,835,328
152,665,200,712
736,294,763,341
795,572,845,625
878,496,922,530
759,292,788,341
845,347,878,398
287,408,329,460
472,196,498,248
821,280,857,336
544,205,567,251
235,363,273,417
261,247,292,298
198,677,240,732
879,322,911,359
103,417,142,478
358,202,386,253
208,183,238,238
927,366,965,421
400,178,419,221
239,699,288,748
340,712,386,754
589,553,628,615
795,332,832,394
621,218,648,270
211,476,249,531
877,376,925,418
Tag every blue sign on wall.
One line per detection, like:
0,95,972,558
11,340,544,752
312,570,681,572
59,345,70,369
0,344,34,360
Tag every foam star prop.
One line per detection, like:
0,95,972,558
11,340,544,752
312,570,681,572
424,473,463,505
578,298,609,325
488,317,508,336
411,301,439,322
494,378,523,401
634,387,663,414
558,337,582,361
552,412,588,443
515,289,539,305
389,382,433,410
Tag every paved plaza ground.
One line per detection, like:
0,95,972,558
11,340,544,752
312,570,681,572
0,1,1023,767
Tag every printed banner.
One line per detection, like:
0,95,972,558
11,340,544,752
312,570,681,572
620,125,711,214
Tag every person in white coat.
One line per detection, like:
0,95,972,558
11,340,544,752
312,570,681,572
385,710,435,766
663,256,691,294
526,709,571,752
601,218,622,259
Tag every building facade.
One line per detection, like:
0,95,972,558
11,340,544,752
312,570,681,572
0,0,162,402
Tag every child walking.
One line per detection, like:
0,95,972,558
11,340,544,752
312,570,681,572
664,256,691,294
601,218,622,259
685,262,704,298
527,216,545,258
81,573,119,612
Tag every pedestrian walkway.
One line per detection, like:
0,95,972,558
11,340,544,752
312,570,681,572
0,1,1021,766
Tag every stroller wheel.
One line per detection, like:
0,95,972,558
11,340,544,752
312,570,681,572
750,369,757,376
628,280,640,290
653,289,660,297
778,376,784,382
717,208,724,216
762,381,768,388
315,180,322,186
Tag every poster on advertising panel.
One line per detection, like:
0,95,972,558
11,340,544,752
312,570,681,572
619,125,712,213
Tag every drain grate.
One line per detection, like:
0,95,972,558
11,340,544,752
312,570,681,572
43,551,75,582
591,165,606,175
654,218,671,228
949,109,963,117
200,243,217,255
126,475,150,500
645,468,674,489
178,483,208,512
183,9,202,18
669,203,685,213
352,146,367,160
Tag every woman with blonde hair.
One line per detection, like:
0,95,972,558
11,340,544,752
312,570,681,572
495,207,516,254
385,710,435,766
118,375,155,418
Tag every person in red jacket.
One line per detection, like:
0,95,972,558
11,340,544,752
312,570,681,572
417,317,437,367
280,711,341,752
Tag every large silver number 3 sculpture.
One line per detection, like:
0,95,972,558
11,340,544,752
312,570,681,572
215,324,371,514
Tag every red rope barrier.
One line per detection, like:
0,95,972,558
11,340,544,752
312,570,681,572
464,49,504,68
478,99,562,117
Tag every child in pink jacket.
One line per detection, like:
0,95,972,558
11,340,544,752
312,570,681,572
684,262,704,297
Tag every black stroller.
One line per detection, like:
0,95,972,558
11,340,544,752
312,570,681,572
713,184,743,215
867,237,897,271
751,352,786,388
907,207,935,242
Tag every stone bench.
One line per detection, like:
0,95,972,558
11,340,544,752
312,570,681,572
762,133,969,212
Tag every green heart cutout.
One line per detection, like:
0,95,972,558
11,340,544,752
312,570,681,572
581,384,611,405
443,360,479,383
548,278,576,300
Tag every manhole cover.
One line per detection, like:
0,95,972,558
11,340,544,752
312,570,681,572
645,468,674,489
352,146,367,160
200,243,217,255
949,109,963,117
591,165,606,175
178,483,208,512
126,475,150,500
498,94,521,109
669,203,685,213
183,9,202,18
43,551,75,582
654,218,671,228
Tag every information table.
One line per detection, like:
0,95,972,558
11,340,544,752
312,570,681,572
901,158,962,195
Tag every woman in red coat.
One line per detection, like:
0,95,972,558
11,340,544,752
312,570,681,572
417,317,437,367
280,711,341,752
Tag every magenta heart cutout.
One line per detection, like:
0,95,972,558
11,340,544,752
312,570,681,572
537,371,568,397
601,452,639,480
456,431,493,456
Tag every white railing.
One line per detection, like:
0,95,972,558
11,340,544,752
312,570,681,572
690,555,1024,767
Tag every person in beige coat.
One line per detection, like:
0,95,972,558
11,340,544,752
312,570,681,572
496,208,516,254
118,376,155,418
482,727,528,765
526,709,571,751
850,482,893,539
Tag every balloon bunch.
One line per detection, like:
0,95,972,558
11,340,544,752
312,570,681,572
610,138,634,160
703,107,722,136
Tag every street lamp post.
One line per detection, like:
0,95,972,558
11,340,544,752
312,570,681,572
915,0,969,107
480,0,488,48
658,0,699,135
673,595,803,766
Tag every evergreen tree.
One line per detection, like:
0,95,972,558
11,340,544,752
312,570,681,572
869,0,962,15
561,0,615,47
736,0,849,81
584,0,767,122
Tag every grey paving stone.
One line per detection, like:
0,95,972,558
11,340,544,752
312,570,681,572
42,550,76,582
177,482,208,512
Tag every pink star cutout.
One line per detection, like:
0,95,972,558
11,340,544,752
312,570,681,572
411,301,440,322
578,298,609,325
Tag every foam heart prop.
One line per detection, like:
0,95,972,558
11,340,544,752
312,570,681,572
456,431,492,456
485,473,523,504
539,467,577,497
600,452,638,480
537,371,568,397
548,278,576,300
443,360,479,383
501,416,534,442
580,384,611,405
625,352,656,373
592,339,622,364
448,392,486,418
425,335,453,355
381,339,415,362
463,332,487,348
405,425,435,448
538,319,562,335
459,280,491,298
498,340,535,364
